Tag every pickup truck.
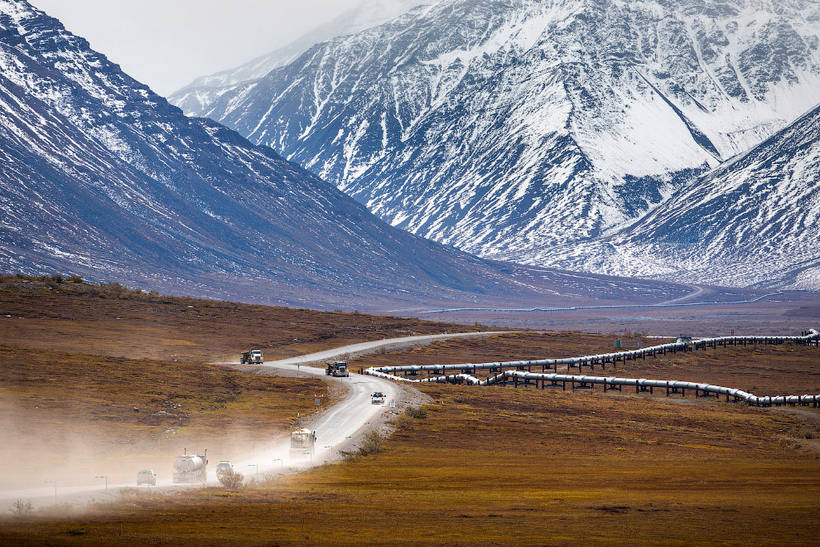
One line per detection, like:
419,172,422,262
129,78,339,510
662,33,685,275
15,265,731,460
216,461,234,477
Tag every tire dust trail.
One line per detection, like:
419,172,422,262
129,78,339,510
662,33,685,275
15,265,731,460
0,331,502,510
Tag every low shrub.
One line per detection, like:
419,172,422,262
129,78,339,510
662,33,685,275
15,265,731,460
404,406,428,419
10,499,32,517
218,469,244,491
340,430,385,462
357,430,383,456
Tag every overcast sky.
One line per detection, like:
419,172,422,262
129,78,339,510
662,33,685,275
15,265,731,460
31,0,363,96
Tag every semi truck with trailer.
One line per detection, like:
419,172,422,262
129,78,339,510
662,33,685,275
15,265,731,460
172,449,208,484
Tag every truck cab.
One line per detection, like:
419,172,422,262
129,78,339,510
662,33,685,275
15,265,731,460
326,361,350,377
215,461,234,477
241,349,264,364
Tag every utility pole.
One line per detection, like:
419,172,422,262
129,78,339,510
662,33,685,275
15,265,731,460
44,480,56,505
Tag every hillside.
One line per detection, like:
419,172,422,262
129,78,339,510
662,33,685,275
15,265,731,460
170,0,434,115
199,0,819,285
0,274,479,490
0,278,345,492
548,104,820,288
0,0,696,310
0,275,489,362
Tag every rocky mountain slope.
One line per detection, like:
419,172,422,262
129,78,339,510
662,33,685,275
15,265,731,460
198,0,819,286
551,104,819,289
170,0,433,116
0,0,696,309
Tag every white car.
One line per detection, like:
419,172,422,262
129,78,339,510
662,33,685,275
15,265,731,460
215,461,234,477
371,392,386,405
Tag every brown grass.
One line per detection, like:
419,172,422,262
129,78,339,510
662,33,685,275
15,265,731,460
0,277,485,363
1,386,817,545
608,344,820,395
351,331,621,373
0,279,465,492
0,346,329,489
1,280,817,544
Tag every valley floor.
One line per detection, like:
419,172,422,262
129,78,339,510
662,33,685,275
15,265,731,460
415,290,820,334
0,279,817,544
2,382,817,545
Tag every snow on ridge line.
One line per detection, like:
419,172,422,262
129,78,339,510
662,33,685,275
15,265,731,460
199,0,820,288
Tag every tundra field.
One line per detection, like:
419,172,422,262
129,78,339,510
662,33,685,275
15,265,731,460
0,275,486,362
0,276,479,493
0,277,818,544
416,292,820,334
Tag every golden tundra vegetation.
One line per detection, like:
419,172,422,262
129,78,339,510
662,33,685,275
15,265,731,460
0,274,483,362
0,275,477,493
1,275,819,544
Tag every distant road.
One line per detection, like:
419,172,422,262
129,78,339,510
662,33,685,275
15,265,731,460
399,292,783,315
657,284,710,305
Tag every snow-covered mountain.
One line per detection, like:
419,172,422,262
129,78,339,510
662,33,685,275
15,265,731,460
0,0,695,309
170,0,434,116
550,104,820,289
199,0,819,285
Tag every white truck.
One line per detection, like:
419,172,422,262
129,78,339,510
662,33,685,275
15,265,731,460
172,449,208,484
215,461,234,478
371,392,386,405
240,349,263,365
326,361,350,377
136,469,156,486
290,428,316,457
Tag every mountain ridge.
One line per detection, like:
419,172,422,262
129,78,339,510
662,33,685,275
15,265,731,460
0,0,698,309
580,102,820,289
194,0,819,287
170,0,434,116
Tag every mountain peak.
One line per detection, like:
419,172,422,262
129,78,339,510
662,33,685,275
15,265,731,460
1,0,697,307
193,0,818,279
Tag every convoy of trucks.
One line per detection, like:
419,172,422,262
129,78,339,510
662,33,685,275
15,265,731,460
172,449,208,484
240,349,264,364
127,352,383,490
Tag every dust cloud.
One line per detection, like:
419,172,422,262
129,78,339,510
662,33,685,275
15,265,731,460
0,393,309,514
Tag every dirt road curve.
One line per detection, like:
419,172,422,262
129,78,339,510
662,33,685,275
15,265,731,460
0,331,505,510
